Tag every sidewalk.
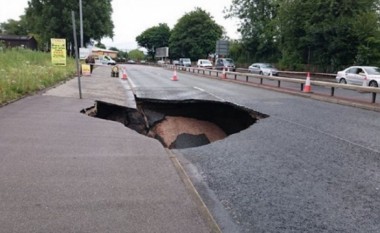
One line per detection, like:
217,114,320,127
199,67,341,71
0,66,216,233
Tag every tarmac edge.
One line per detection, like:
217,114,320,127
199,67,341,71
165,149,222,233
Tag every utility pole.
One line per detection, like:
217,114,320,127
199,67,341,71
79,0,83,47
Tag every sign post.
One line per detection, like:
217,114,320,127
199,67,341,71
72,11,82,99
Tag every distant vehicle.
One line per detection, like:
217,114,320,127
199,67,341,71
140,60,146,64
197,59,213,69
157,60,165,65
215,58,236,71
179,58,191,67
248,63,278,76
127,59,136,64
95,55,116,65
172,60,180,66
336,66,380,87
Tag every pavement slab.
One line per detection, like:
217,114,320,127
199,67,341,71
0,66,213,233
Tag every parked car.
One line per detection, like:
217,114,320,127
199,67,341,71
172,60,180,66
179,58,191,67
248,63,278,76
127,59,136,64
215,58,236,71
197,59,213,69
336,66,380,87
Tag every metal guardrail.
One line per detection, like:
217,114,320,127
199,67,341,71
165,65,380,104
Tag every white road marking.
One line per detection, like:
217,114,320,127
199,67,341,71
193,86,225,101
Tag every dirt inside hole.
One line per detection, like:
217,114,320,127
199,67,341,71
81,99,268,149
150,116,227,149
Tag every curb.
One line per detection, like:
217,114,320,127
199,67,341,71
166,149,222,233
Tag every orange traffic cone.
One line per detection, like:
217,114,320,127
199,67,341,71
122,67,128,80
171,70,178,81
221,67,227,79
303,72,311,93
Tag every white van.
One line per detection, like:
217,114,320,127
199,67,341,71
95,55,116,65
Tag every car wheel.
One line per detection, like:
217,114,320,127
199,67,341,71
259,71,263,75
369,81,379,87
339,78,347,84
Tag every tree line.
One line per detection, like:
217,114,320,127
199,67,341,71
0,0,113,54
2,0,380,72
225,0,380,72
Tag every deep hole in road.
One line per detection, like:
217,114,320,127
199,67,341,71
81,99,268,149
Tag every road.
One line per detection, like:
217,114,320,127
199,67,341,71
125,64,380,233
175,66,379,105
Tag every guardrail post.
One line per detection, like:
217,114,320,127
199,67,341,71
372,93,377,103
246,76,248,82
331,87,335,96
277,80,281,87
260,78,263,84
209,70,211,76
300,83,304,91
234,74,237,80
216,72,218,77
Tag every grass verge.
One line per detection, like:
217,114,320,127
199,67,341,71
0,48,76,105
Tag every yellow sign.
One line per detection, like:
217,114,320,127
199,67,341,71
51,38,66,66
82,64,91,76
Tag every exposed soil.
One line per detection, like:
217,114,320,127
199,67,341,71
151,116,227,148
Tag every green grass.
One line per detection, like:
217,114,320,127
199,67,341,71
0,48,76,105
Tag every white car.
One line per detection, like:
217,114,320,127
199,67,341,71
197,59,213,69
248,63,278,76
336,66,380,87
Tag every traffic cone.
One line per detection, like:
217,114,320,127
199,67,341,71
222,67,227,79
362,75,367,87
303,72,311,93
122,67,128,80
171,69,178,81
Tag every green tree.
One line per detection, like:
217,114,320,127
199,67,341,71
136,23,171,60
128,49,144,61
108,46,119,51
169,8,223,60
117,50,128,62
0,16,29,35
25,0,114,53
225,0,280,63
276,0,380,71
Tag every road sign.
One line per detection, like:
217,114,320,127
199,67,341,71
155,47,169,58
216,40,229,56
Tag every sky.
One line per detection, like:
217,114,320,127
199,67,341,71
0,0,240,51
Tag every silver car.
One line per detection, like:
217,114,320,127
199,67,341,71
248,63,278,76
336,66,380,87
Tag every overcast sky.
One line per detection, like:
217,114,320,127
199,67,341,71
0,0,240,51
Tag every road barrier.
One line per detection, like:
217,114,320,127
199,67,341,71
166,65,380,104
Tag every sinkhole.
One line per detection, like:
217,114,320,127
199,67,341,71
81,99,268,149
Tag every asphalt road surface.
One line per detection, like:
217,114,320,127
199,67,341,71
126,64,380,233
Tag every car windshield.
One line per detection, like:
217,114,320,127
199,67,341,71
202,60,211,65
363,67,380,75
261,63,274,68
182,59,191,63
224,59,234,65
